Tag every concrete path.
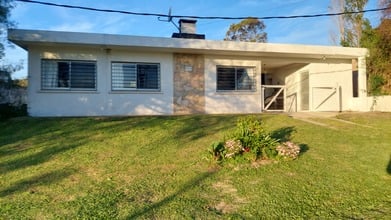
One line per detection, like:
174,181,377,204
288,112,372,129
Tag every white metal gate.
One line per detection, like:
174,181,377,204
261,85,285,112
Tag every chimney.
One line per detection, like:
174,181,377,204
172,19,205,39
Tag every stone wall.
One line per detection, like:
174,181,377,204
173,54,205,114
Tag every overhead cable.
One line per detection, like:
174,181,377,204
15,0,391,20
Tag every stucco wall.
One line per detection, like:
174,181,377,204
204,56,262,114
27,46,174,116
273,63,309,112
308,61,352,111
350,96,391,112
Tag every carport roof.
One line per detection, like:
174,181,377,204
8,29,368,60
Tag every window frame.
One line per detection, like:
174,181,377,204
216,65,257,92
111,61,161,92
41,59,97,91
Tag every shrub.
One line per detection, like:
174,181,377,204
224,139,243,158
0,104,27,120
208,141,225,162
276,141,301,160
208,116,283,163
230,116,279,160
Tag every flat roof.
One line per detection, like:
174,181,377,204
8,29,368,59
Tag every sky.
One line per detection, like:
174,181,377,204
4,0,381,79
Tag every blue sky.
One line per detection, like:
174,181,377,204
5,0,381,78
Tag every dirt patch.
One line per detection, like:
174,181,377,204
211,180,248,214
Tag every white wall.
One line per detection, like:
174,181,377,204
273,59,359,112
308,61,352,111
204,56,262,114
350,96,391,112
27,46,174,116
273,63,309,112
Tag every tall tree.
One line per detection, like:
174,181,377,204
361,18,391,94
0,0,15,59
224,18,267,43
329,0,346,45
329,0,368,47
379,0,391,19
342,0,368,47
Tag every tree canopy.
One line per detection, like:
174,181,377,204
224,18,267,43
361,18,391,94
379,0,391,19
0,0,15,59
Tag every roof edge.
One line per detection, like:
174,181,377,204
8,29,369,58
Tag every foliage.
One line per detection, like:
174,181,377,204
329,0,368,47
379,0,391,19
369,74,385,95
208,141,225,162
361,19,391,94
0,0,15,59
341,0,368,47
208,116,289,163
0,103,26,120
276,141,301,160
224,139,243,159
224,18,267,43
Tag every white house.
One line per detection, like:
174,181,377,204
8,20,371,117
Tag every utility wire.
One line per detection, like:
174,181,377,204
15,0,391,20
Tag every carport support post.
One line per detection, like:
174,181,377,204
261,86,265,112
358,56,367,97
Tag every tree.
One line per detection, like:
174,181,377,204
329,0,346,45
329,0,368,47
0,0,15,59
224,18,267,43
379,0,391,19
361,19,391,94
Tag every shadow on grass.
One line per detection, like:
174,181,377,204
387,154,391,175
299,144,310,155
127,170,217,219
271,126,310,155
172,115,237,142
0,118,97,158
271,126,296,142
0,167,76,197
0,142,84,175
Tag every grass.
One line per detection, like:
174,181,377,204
0,113,390,219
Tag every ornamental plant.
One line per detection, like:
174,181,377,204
209,116,286,163
276,141,301,160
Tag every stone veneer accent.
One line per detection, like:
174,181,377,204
173,54,205,114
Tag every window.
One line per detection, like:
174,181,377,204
111,62,160,91
41,60,96,90
217,66,256,91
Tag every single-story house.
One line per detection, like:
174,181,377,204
8,20,370,117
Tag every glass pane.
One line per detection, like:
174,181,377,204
112,63,137,89
217,67,235,90
236,68,252,90
57,62,70,88
70,62,96,89
137,64,159,89
41,60,60,89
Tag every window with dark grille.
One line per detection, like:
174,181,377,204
217,66,256,91
41,60,96,90
111,62,160,91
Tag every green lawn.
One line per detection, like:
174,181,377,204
0,113,390,219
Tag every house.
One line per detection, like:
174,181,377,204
8,19,370,117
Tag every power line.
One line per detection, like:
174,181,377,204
15,0,391,20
